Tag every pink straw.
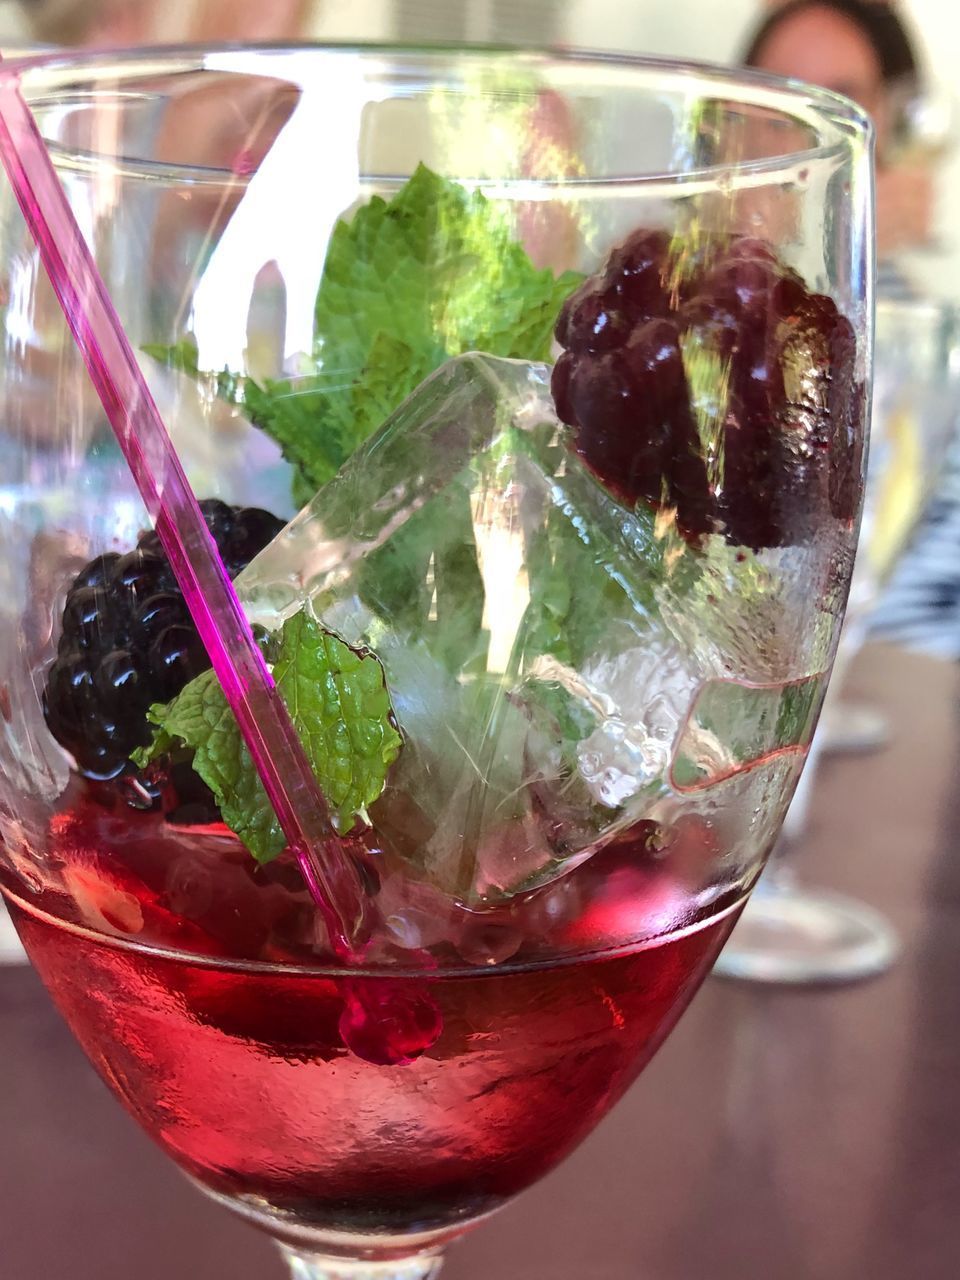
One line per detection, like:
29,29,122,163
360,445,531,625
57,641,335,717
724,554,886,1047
0,61,367,957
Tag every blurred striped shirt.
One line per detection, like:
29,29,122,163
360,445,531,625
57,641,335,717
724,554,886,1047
870,435,960,659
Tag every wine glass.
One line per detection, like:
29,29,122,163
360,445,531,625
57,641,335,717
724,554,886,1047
714,294,960,985
0,46,871,1279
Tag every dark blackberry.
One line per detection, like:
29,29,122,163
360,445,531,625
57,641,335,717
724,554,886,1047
552,231,863,550
43,503,285,779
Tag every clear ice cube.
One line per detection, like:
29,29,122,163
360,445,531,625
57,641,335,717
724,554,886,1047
237,354,835,905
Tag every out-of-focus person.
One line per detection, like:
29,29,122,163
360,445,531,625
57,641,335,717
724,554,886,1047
744,0,933,283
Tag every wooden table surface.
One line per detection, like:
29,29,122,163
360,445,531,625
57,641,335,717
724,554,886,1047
2,643,958,1280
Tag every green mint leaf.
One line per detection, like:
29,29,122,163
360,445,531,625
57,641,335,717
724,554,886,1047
143,166,581,505
130,726,176,770
136,612,402,863
142,337,200,376
312,163,578,388
241,376,345,505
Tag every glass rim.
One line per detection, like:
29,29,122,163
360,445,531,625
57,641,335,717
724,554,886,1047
1,878,745,979
0,40,873,188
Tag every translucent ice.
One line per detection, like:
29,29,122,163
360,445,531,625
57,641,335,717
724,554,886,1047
576,641,700,808
237,355,836,905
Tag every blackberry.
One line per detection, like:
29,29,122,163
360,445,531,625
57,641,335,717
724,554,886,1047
43,500,285,779
552,229,863,550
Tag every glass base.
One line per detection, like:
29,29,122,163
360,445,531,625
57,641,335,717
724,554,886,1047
279,1245,444,1280
818,700,890,755
195,1179,457,1277
0,899,27,965
713,885,898,984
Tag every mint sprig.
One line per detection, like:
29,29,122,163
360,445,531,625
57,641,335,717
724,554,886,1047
133,612,402,863
137,168,586,856
147,165,581,505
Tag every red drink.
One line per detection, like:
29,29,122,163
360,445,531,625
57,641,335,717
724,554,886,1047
3,786,740,1253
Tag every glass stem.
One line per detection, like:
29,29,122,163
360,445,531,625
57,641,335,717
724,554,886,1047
279,1245,445,1280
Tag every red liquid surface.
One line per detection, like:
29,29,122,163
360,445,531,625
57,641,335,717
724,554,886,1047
5,786,742,1249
